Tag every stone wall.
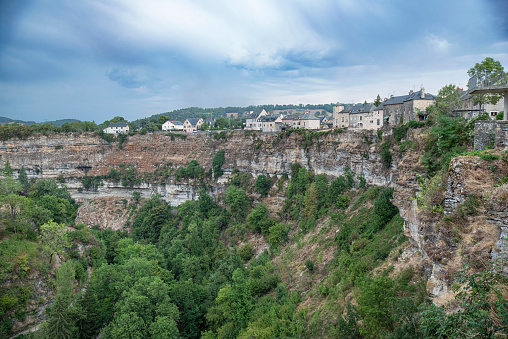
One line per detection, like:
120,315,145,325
474,120,508,150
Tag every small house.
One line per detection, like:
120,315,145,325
162,120,184,131
103,122,129,134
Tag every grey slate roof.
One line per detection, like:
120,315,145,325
383,90,436,106
341,103,376,114
172,121,183,125
260,115,281,122
108,122,129,127
404,90,435,101
186,118,201,125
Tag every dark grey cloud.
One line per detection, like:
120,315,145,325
0,0,507,123
106,67,144,88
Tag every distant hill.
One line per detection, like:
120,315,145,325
0,116,37,125
0,117,77,126
131,104,334,125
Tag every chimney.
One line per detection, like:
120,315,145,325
409,90,413,95
390,95,394,98
420,87,425,99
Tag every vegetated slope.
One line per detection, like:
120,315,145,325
2,115,508,338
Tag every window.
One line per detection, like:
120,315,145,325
360,116,362,121
377,119,380,125
491,111,498,116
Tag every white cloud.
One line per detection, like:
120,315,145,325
426,34,451,54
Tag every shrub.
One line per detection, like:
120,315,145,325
255,175,271,197
238,243,254,261
336,194,351,209
305,259,314,271
381,143,392,168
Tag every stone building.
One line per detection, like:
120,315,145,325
382,89,435,126
460,93,505,120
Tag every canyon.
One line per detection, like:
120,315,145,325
2,128,507,308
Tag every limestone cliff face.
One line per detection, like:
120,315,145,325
1,130,390,200
393,137,508,305
3,130,507,307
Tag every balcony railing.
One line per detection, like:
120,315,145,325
468,73,508,90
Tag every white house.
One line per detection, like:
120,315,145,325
183,118,204,133
162,120,184,131
104,122,129,134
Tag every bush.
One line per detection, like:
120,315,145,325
305,259,314,271
238,243,254,261
380,141,392,168
255,175,271,197
268,224,289,246
336,194,351,209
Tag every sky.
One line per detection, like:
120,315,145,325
1,0,507,123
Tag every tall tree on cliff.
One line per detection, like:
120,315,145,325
467,57,506,109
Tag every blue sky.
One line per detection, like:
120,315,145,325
1,0,507,123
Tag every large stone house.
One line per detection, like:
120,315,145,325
382,89,435,126
104,122,129,134
348,104,377,129
282,113,320,130
332,104,346,128
260,115,283,132
459,92,505,120
245,109,269,130
162,120,184,131
183,118,204,133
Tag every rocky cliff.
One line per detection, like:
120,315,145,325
1,130,390,202
2,129,508,307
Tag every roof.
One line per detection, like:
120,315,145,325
301,112,319,120
246,113,259,119
282,114,303,120
186,118,202,125
260,115,282,122
340,103,376,114
404,90,435,101
170,121,183,125
383,95,408,105
108,122,129,127
382,90,436,106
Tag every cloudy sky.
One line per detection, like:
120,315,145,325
1,0,507,123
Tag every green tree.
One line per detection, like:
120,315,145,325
2,160,13,177
212,150,225,180
467,57,506,108
158,115,170,124
255,174,271,197
374,188,398,226
46,262,75,339
303,182,318,219
246,203,274,235
39,222,69,263
2,194,33,233
225,186,249,221
434,84,463,114
374,94,382,107
132,191,141,204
